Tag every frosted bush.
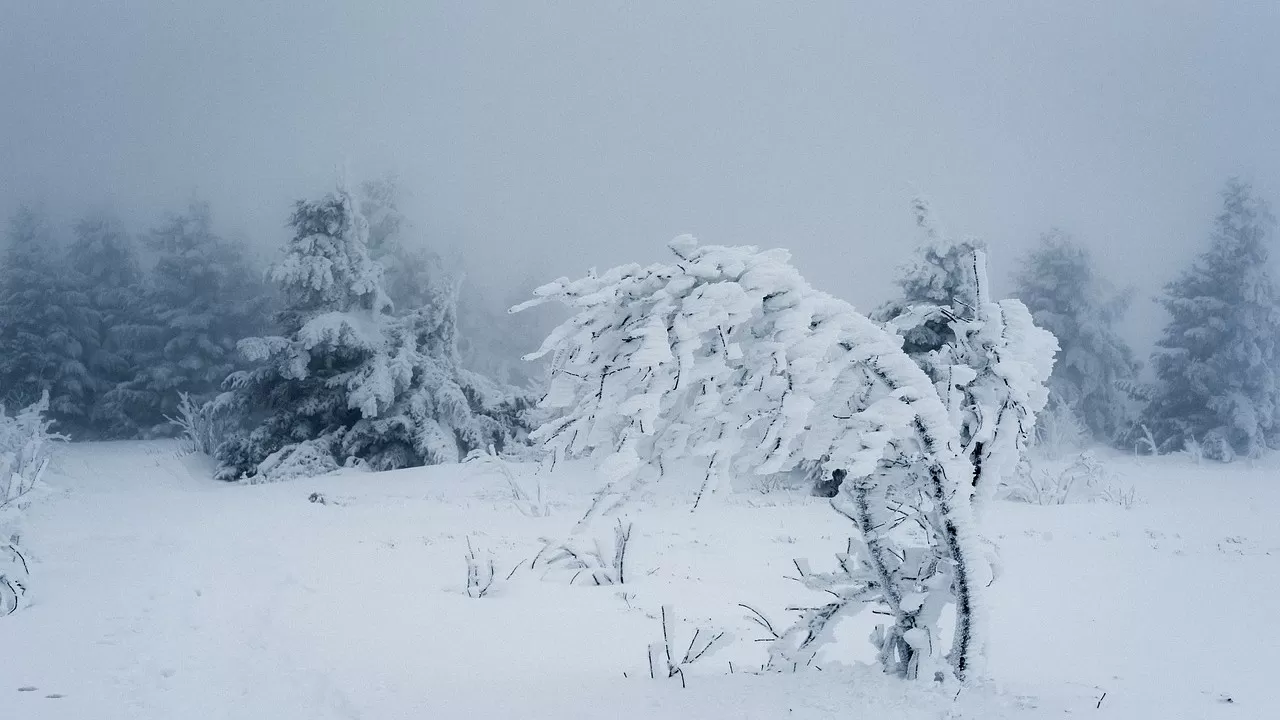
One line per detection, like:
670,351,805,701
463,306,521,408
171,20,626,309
1,392,56,526
167,392,237,456
1004,452,1135,507
0,392,58,616
464,444,549,517
1032,395,1090,460
533,521,633,586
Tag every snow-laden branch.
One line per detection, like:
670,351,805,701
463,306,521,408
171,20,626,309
514,235,1048,681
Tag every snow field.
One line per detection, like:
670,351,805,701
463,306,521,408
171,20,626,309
1,441,1276,719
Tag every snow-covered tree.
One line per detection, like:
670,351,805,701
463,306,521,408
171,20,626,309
515,235,1055,682
1142,179,1280,460
67,212,148,436
105,202,269,436
874,200,1057,509
359,176,447,313
358,176,554,388
215,186,532,481
0,208,97,433
1011,231,1139,445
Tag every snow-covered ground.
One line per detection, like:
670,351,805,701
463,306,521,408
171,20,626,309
2,441,1276,719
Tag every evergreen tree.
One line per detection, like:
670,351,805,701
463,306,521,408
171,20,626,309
1142,179,1280,460
0,208,97,433
359,176,446,312
215,186,531,481
358,176,556,388
1012,231,1139,444
873,198,985,358
68,212,147,436
107,202,268,436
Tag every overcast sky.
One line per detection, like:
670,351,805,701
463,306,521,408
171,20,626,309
3,1,1278,352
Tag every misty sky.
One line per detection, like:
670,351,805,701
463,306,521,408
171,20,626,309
3,1,1279,353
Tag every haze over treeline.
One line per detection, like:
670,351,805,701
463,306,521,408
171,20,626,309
3,1,1280,355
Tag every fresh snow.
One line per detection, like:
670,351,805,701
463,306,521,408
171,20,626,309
2,441,1277,719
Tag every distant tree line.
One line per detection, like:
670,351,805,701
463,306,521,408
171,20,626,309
0,179,555,479
1007,178,1280,461
3,177,1276,466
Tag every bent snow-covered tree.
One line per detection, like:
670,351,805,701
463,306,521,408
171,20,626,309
514,235,1054,682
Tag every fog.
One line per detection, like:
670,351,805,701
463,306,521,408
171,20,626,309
3,1,1279,352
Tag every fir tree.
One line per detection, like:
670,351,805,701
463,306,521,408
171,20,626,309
1012,231,1139,444
359,176,446,312
215,186,531,481
0,208,97,434
68,212,147,436
107,202,269,436
1143,179,1280,460
873,198,986,357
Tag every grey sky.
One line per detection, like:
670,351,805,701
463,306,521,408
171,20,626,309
3,1,1278,352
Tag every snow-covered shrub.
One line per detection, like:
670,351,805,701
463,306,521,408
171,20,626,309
0,392,56,522
167,392,237,456
647,605,733,686
465,537,497,599
464,445,549,517
534,520,633,586
516,234,1054,681
1133,424,1159,457
215,184,533,481
1003,452,1135,507
0,392,57,616
1032,394,1090,460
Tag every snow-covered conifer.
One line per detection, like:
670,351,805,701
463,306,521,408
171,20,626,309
67,212,148,437
1011,231,1139,445
105,202,270,437
359,176,447,313
0,208,97,434
1142,179,1280,460
216,185,531,480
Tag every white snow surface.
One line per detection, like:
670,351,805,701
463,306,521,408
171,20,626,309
1,441,1276,719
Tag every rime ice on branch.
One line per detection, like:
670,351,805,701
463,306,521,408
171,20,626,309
515,233,1055,681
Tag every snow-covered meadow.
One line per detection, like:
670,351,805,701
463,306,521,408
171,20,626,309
1,440,1274,719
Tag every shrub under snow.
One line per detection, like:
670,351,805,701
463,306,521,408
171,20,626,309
0,392,58,615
